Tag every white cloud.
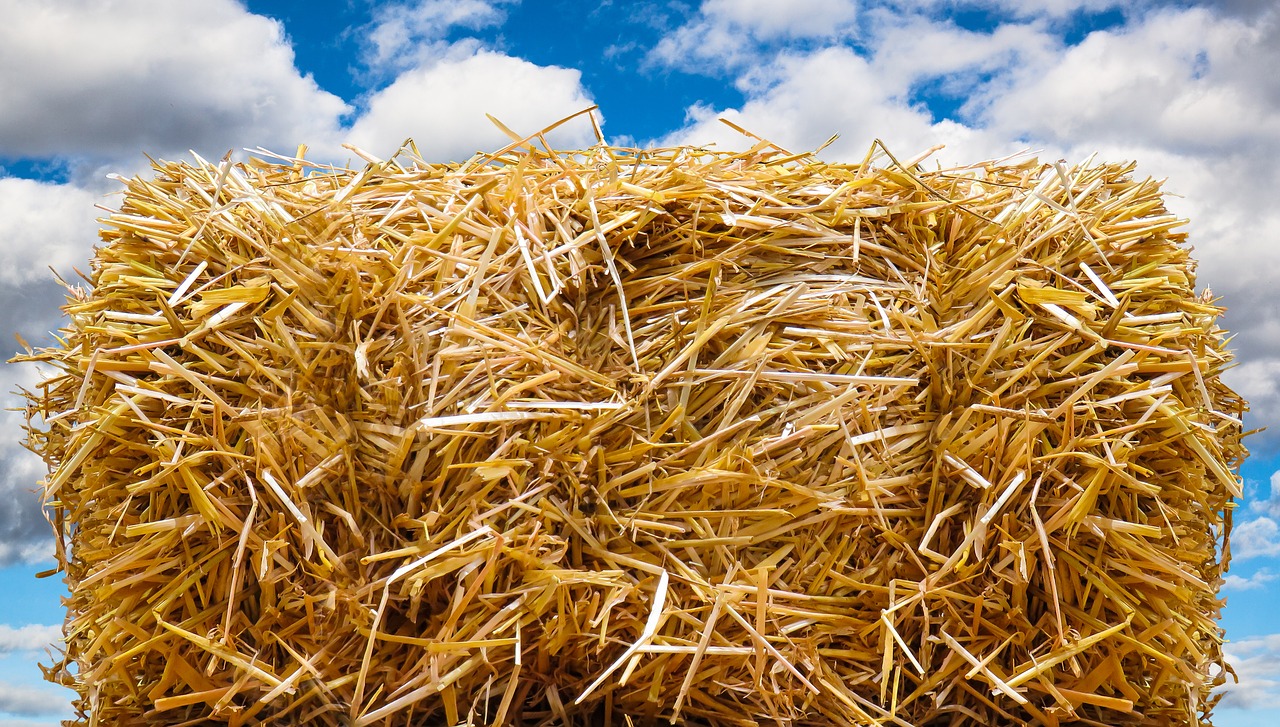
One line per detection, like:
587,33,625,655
0,435,57,567
1007,0,1124,16
1,325,66,566
1219,633,1280,709
865,14,1055,97
0,680,69,718
699,0,859,40
0,177,103,566
1250,471,1280,518
1223,569,1278,591
660,46,1012,163
649,0,859,71
922,0,1128,18
346,51,599,162
1234,518,1280,561
365,0,515,72
0,447,50,555
0,625,61,653
0,0,349,163
974,7,1280,153
0,179,100,286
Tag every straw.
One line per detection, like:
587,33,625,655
16,130,1245,726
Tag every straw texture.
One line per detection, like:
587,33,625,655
19,137,1245,726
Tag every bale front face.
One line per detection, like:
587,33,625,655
22,142,1243,725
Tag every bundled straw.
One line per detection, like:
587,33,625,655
19,135,1245,726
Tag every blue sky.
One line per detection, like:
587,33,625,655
1,0,1278,723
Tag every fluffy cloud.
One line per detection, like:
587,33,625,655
864,14,1055,99
649,0,859,71
0,176,105,566
0,0,348,164
0,421,57,567
974,7,1280,154
0,179,101,287
2,356,77,565
914,0,1128,18
661,45,1013,163
1223,569,1278,591
364,0,515,73
0,625,61,653
1219,633,1280,709
1234,518,1280,561
0,679,69,718
347,51,599,162
1250,470,1280,519
0,378,67,562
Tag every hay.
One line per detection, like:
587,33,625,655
18,133,1246,726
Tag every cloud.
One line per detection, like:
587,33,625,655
1210,0,1279,17
1250,470,1280,518
919,0,1129,18
660,45,1012,163
648,0,859,72
1234,518,1280,561
364,0,516,73
2,305,69,567
1223,569,1278,591
0,175,104,566
346,51,599,162
0,625,61,653
864,13,1057,102
972,7,1280,154
0,0,349,164
0,179,101,287
0,680,69,718
1219,633,1280,709
0,443,56,567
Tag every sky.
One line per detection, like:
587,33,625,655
0,0,1278,723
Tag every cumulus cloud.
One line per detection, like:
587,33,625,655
660,45,1014,163
0,175,104,566
1219,633,1280,709
347,51,599,162
1223,568,1278,591
0,625,61,653
1233,518,1280,561
364,0,516,73
1249,470,1280,518
1,301,75,566
0,0,349,164
0,179,100,287
0,268,93,591
0,448,54,566
912,0,1130,18
0,680,69,718
1,322,63,568
972,7,1280,154
649,0,859,72
864,14,1056,101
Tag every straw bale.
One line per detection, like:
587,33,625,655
17,135,1245,726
